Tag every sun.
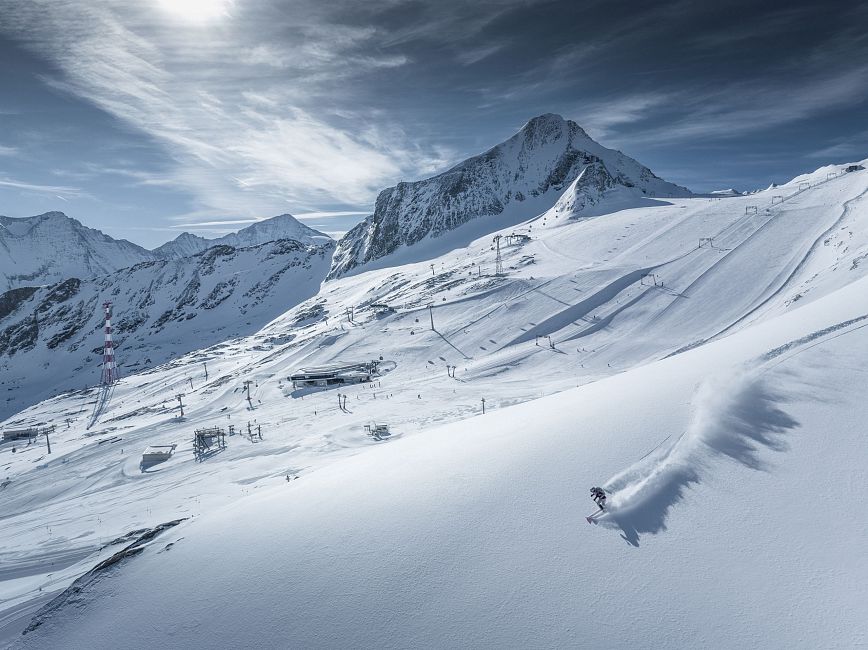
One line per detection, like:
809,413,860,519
156,0,234,23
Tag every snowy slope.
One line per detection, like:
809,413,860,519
0,239,334,420
0,213,154,292
1,160,867,646
329,113,691,278
152,214,331,259
13,281,868,649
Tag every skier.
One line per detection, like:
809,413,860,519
590,486,606,511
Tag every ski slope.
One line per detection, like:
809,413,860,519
2,161,868,647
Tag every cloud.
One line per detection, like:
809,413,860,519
0,0,444,226
293,210,370,219
0,145,18,156
628,64,868,145
577,93,677,138
455,43,503,66
172,219,259,228
0,176,80,194
805,130,868,160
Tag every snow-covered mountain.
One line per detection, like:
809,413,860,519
0,212,330,292
0,212,154,292
0,238,334,419
152,214,331,259
328,113,690,278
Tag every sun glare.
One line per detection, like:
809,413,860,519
156,0,234,23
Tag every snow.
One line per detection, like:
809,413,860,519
0,211,329,291
0,213,153,293
1,159,868,647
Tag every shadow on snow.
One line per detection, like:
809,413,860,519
599,370,799,547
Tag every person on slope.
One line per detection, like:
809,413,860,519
590,486,607,511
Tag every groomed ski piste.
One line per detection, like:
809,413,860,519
2,162,868,648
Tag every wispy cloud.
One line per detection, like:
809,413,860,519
293,210,370,219
805,130,868,161
577,93,676,139
0,176,80,194
623,64,868,146
172,219,259,228
0,0,447,226
0,145,18,156
455,43,503,66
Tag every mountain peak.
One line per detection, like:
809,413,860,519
0,212,153,292
1,211,73,230
518,113,590,143
151,213,332,260
35,210,71,219
522,112,566,127
223,213,331,247
175,232,205,242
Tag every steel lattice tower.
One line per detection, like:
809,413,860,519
493,235,503,276
100,301,119,385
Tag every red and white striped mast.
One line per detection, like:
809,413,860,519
100,301,119,385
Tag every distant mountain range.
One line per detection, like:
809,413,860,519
0,212,330,292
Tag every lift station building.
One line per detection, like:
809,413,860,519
289,361,378,389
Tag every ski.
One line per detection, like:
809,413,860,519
586,510,605,524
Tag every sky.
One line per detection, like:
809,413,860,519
0,0,866,248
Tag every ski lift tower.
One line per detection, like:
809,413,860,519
493,235,504,276
100,301,119,386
